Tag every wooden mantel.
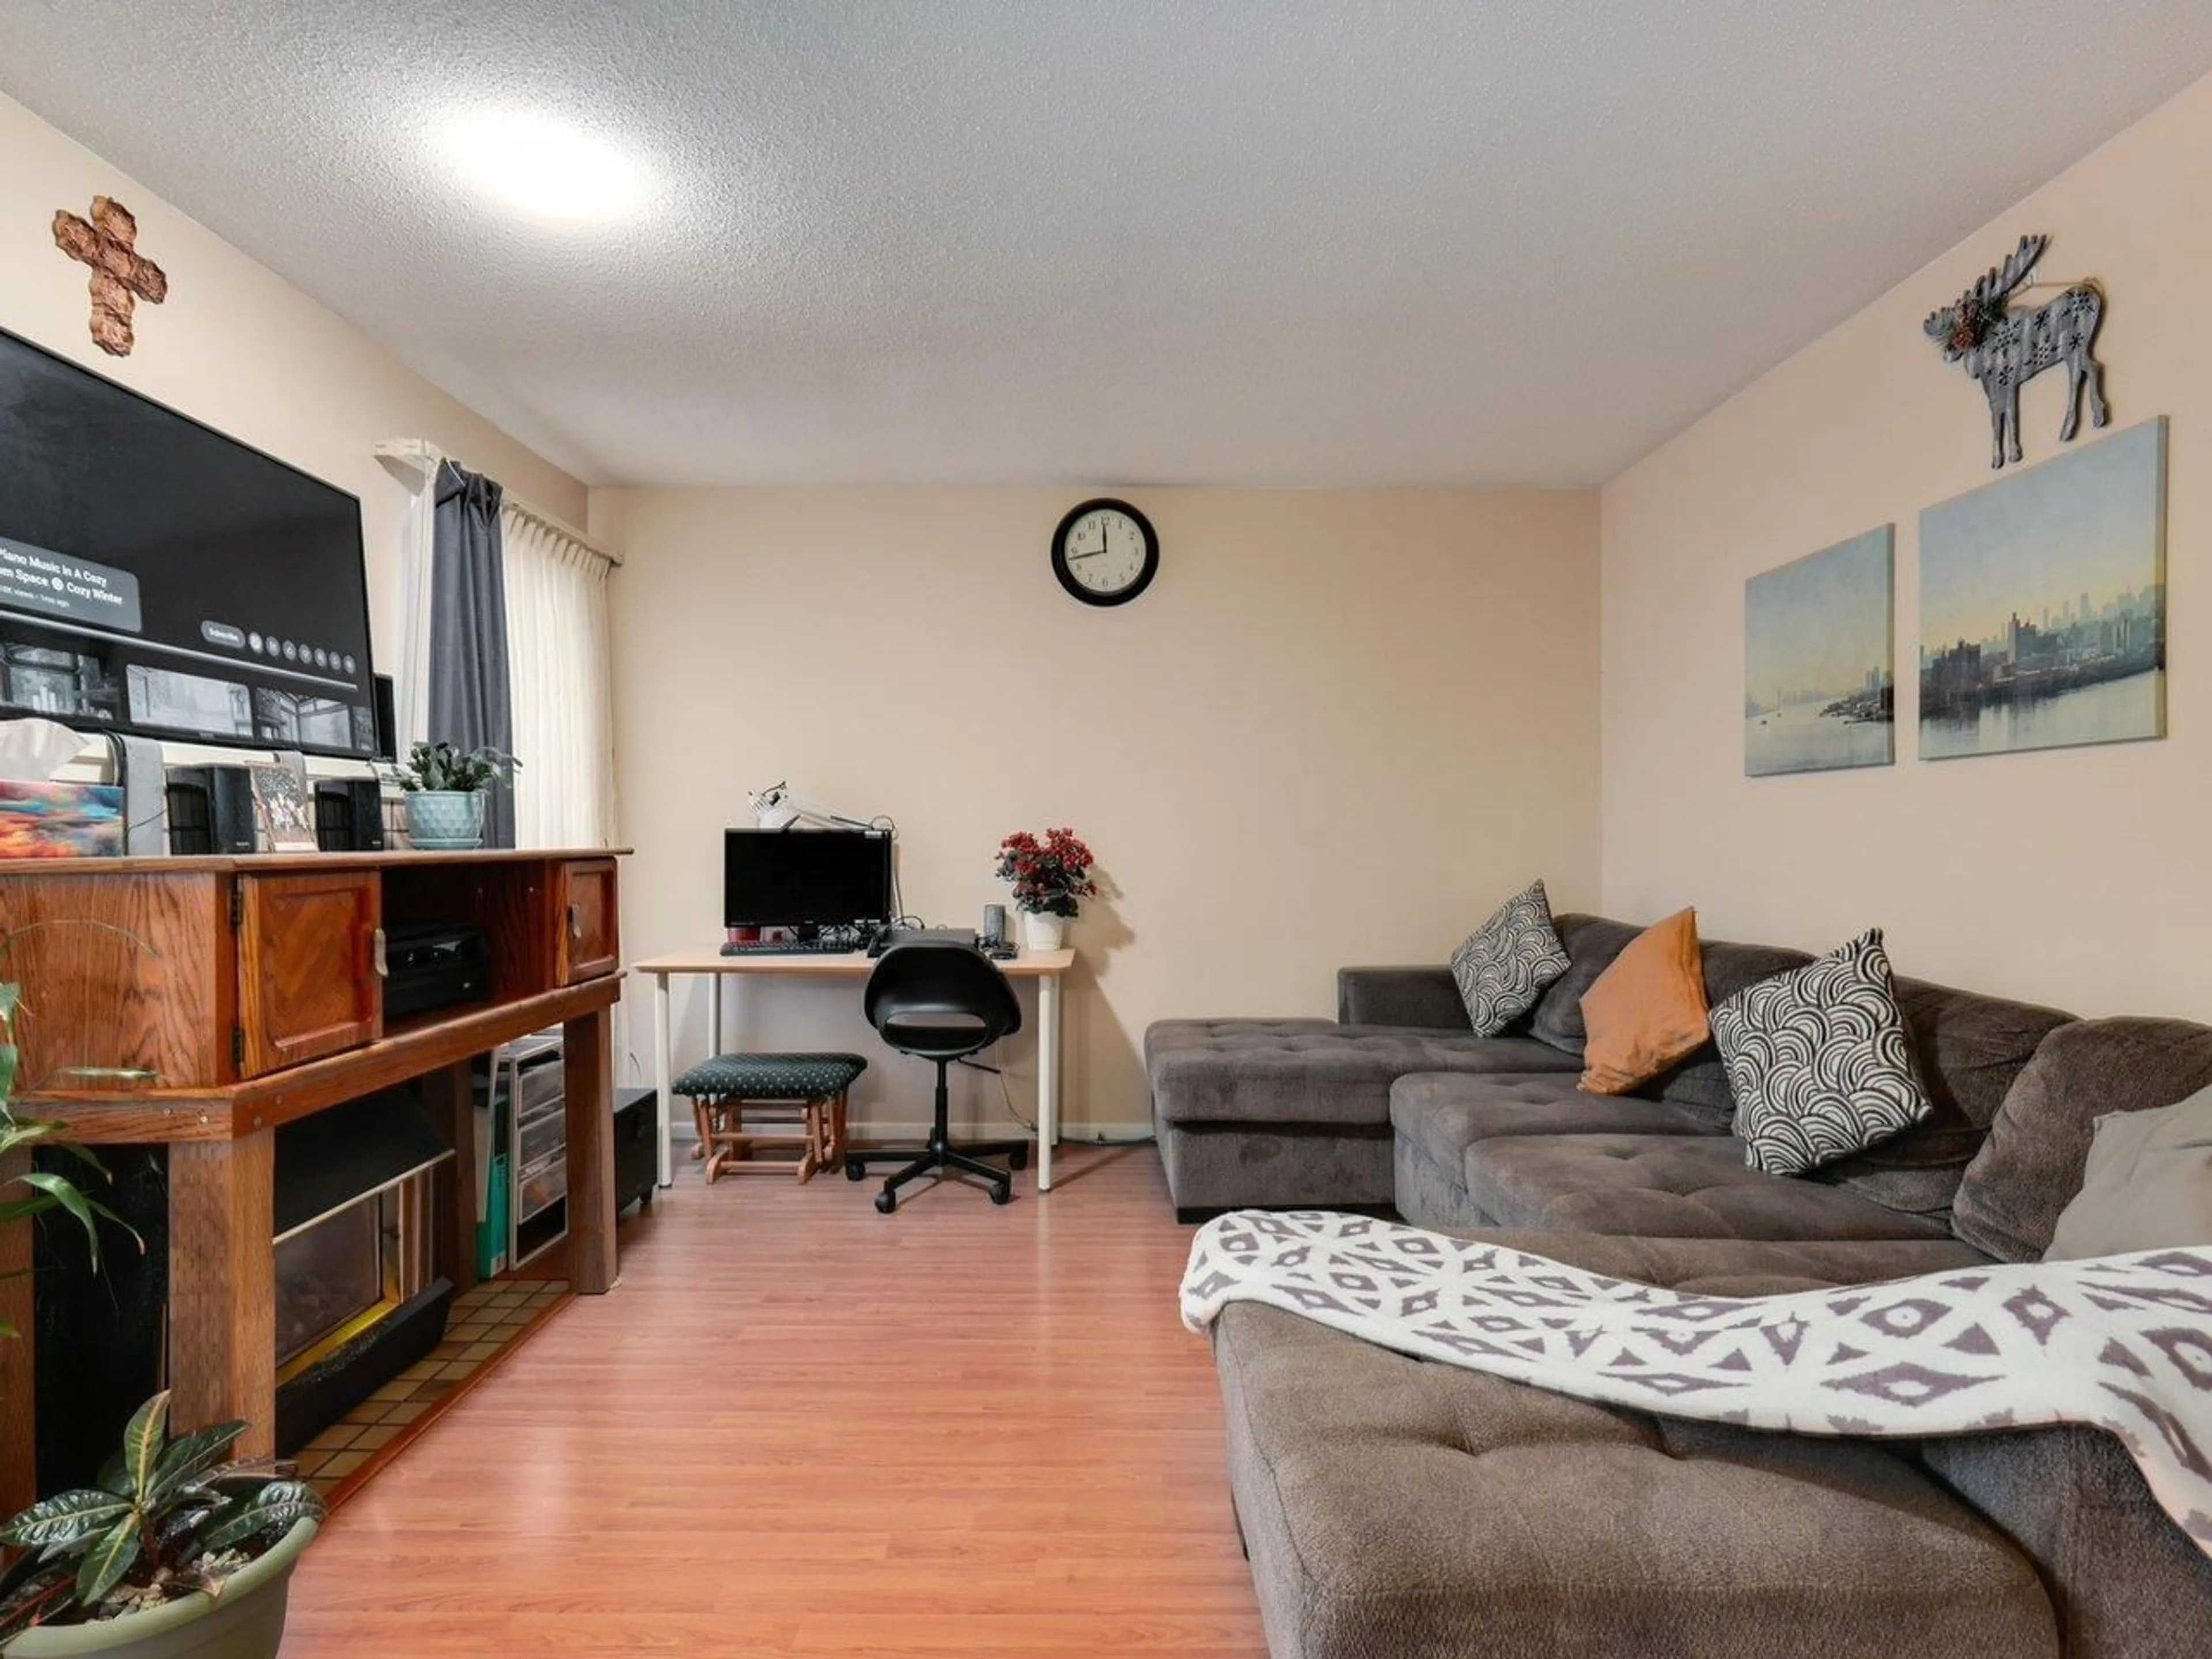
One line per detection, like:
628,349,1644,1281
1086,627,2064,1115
0,848,628,1511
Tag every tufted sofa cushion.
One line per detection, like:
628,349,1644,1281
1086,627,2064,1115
672,1051,869,1100
1463,1132,1953,1242
1214,1300,2058,1659
1145,1020,1577,1130
1388,1071,1719,1190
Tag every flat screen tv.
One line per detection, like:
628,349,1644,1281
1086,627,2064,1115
0,326,376,758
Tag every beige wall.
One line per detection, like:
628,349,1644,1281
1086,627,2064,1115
1601,70,2212,1021
593,486,1599,1132
0,90,586,662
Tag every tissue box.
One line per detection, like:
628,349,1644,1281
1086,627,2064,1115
0,780,125,859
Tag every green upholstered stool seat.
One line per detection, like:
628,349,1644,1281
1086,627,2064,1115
673,1052,869,1101
677,1053,868,1185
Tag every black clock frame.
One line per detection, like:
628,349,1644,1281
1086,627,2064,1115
1051,498,1158,608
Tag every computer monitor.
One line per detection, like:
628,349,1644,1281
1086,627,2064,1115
723,828,893,930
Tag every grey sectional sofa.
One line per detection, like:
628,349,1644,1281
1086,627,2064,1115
1148,914,2212,1657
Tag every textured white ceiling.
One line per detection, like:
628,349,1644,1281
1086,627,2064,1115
3,2,2210,488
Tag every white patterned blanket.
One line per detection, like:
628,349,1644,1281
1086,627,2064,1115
1180,1210,2212,1556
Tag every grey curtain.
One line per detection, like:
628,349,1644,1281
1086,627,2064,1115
427,460,515,849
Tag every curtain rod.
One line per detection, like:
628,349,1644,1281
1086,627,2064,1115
373,438,624,567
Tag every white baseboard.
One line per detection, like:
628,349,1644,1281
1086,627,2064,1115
668,1118,1156,1145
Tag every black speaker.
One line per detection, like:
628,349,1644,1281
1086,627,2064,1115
613,1086,658,1216
164,765,257,855
313,778,387,852
372,673,397,763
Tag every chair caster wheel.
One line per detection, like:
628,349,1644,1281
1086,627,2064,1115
1007,1145,1031,1172
991,1180,1013,1206
846,1160,867,1181
875,1190,897,1214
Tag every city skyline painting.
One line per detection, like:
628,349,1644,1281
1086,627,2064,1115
1744,525,1895,778
1920,416,2166,762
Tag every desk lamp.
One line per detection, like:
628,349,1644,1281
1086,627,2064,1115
748,781,874,832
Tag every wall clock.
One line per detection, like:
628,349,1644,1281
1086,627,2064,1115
1051,498,1158,607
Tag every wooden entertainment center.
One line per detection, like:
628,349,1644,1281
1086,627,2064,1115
0,848,624,1511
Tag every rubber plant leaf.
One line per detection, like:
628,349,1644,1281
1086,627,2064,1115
199,1482,324,1554
0,1488,131,1549
147,1422,247,1507
118,1391,171,1502
74,1511,142,1607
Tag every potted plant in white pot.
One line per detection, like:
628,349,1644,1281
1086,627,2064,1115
396,741,517,851
993,828,1097,952
0,1392,323,1657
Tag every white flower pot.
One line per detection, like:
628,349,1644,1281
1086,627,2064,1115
1020,912,1067,952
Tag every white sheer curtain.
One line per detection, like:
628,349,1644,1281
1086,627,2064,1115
501,506,619,849
375,438,441,752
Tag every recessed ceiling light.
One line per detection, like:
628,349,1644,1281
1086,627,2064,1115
444,109,649,223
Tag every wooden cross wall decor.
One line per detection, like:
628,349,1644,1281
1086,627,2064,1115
52,196,168,357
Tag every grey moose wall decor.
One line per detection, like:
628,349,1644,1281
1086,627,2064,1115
1923,234,2108,469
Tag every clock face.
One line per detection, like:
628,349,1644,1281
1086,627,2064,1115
1051,499,1158,607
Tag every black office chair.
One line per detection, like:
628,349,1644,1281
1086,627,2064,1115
846,942,1030,1212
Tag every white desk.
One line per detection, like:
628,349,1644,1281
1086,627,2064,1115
632,946,1078,1192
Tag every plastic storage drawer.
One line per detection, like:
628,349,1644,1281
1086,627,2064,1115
517,1104,566,1171
518,1153,566,1222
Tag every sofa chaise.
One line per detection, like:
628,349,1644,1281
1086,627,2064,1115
1149,915,2212,1657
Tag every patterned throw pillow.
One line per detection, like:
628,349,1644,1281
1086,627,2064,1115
1450,880,1571,1037
1710,928,1932,1176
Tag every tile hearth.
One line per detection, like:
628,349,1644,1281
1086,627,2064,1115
291,1277,570,1502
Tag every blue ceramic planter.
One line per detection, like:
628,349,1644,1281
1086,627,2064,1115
404,789,486,850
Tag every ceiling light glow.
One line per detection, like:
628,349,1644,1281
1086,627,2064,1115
445,109,649,223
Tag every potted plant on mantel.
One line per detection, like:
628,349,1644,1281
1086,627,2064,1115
994,827,1097,952
0,1392,323,1658
396,740,518,851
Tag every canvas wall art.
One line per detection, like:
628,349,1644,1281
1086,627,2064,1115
1919,416,2166,762
1744,527,1896,778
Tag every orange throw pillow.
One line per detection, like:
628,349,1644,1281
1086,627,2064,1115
1578,908,1710,1095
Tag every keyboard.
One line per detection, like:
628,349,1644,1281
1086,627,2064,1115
719,937,861,957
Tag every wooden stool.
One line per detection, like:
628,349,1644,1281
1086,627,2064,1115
672,1053,868,1184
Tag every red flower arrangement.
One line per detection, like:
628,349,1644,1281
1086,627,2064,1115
995,827,1097,918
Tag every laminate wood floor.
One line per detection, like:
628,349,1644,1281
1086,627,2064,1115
283,1146,1267,1657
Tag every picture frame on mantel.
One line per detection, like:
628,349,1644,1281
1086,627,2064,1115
1744,527,1896,778
1919,417,2166,762
250,763,318,851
